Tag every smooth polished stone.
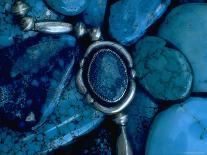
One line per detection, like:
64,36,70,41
0,35,79,130
158,3,207,92
83,0,108,27
126,87,158,154
0,0,63,49
0,78,103,154
45,0,88,16
146,97,207,155
134,36,193,100
88,49,128,104
109,0,170,46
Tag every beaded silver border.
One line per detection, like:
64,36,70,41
76,41,136,115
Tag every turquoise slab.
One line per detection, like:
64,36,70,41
83,0,108,27
146,97,207,155
134,36,193,101
45,0,88,16
0,0,63,49
88,49,128,104
0,78,103,154
158,3,207,92
0,35,79,130
109,0,170,46
125,86,158,153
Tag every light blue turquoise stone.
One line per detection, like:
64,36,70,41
126,86,158,153
83,0,108,27
109,0,171,46
0,78,103,154
88,49,128,104
158,3,207,92
134,36,193,100
45,0,88,16
0,0,63,49
146,97,207,154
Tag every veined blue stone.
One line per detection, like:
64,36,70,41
45,0,88,16
83,0,108,27
0,0,63,49
0,78,103,154
126,86,158,154
0,35,79,130
109,0,171,46
134,36,193,101
88,49,128,103
158,3,207,92
146,97,207,155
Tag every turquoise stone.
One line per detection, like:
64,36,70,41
0,78,103,154
83,0,108,27
126,86,158,153
146,97,207,154
45,0,88,16
109,0,170,46
0,35,79,130
158,3,207,92
0,0,63,49
88,49,128,104
134,36,193,101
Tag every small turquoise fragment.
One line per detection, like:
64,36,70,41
88,49,128,103
134,36,193,101
45,0,88,16
83,0,108,27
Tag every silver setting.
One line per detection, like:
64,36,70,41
89,27,102,41
74,22,87,38
76,41,136,115
34,22,73,34
12,1,30,16
20,16,35,31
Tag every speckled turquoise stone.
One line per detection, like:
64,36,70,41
83,0,108,27
146,97,207,155
0,0,63,49
109,0,170,46
126,86,158,153
134,36,193,101
158,3,207,92
88,49,128,104
45,0,88,16
0,78,103,154
0,35,79,130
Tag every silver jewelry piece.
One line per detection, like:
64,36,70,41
20,17,73,34
89,27,103,41
12,0,29,16
74,22,87,38
76,41,136,155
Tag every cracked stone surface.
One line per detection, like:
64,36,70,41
133,36,193,100
146,97,207,155
158,3,207,92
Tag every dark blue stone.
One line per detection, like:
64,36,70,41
83,0,108,27
0,35,79,130
88,49,128,103
45,0,88,16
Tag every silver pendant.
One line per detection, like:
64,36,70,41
77,41,136,155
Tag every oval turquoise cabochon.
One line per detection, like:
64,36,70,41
88,49,129,105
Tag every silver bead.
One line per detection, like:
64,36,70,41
12,1,30,16
89,27,102,41
20,16,35,31
74,22,87,38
